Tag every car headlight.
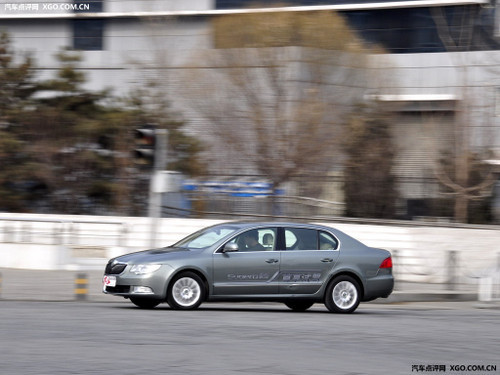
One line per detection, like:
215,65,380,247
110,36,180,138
130,264,161,275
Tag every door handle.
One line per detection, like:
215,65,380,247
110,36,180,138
265,259,279,264
321,258,333,263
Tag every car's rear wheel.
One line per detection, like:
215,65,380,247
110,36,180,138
324,275,361,313
167,272,206,310
129,297,161,309
284,301,314,312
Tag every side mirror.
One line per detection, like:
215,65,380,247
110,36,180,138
223,243,239,253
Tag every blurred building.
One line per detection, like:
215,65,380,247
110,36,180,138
1,0,500,219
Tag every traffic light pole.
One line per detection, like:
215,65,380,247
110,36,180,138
149,129,168,248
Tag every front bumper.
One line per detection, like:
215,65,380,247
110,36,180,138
103,263,174,299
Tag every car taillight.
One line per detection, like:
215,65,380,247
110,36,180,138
380,257,392,269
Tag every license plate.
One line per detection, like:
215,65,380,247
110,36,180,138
103,275,116,287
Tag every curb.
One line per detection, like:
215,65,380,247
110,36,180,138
381,291,478,304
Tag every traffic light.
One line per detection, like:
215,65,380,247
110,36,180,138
134,126,156,167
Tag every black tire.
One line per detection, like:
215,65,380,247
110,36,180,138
284,301,315,312
130,297,161,309
167,272,206,310
324,275,361,314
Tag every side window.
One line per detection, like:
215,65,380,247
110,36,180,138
72,0,104,51
284,230,298,250
73,19,105,51
285,228,318,250
228,228,277,252
319,231,339,250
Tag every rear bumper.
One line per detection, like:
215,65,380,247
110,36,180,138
363,274,394,301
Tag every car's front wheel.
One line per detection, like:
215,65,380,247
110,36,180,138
167,272,206,310
324,275,361,313
129,297,161,309
284,301,314,312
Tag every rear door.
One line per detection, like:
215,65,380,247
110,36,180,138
279,227,340,294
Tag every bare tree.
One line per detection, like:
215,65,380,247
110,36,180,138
430,6,498,222
184,10,377,194
343,104,398,219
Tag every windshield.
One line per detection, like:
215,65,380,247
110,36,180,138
173,225,239,249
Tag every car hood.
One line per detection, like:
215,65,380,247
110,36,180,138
112,247,197,264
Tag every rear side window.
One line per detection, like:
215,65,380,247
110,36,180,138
284,228,339,250
285,228,317,250
319,231,339,250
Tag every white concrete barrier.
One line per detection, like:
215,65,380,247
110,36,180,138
0,243,68,270
1,213,499,284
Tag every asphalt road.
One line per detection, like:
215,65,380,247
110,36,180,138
0,301,498,375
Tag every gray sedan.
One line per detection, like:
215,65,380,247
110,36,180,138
103,222,393,313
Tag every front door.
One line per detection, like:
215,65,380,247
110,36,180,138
212,228,280,295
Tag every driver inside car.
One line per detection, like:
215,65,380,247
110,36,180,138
243,230,265,251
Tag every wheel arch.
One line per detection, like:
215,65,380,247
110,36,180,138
326,271,365,300
164,268,210,301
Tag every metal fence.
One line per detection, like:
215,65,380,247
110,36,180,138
178,174,488,221
0,217,128,247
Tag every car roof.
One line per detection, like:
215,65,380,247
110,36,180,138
214,221,334,231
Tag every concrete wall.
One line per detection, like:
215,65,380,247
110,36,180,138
1,213,499,284
374,51,500,153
